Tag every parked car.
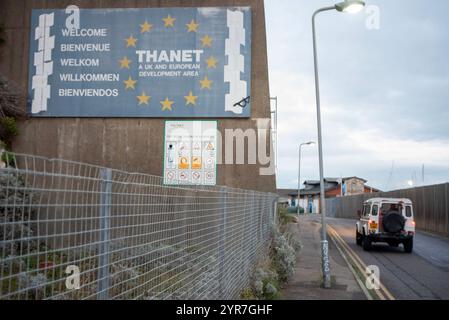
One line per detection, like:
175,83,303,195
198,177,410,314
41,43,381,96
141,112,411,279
356,198,416,253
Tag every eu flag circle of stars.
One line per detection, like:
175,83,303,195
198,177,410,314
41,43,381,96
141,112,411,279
118,14,218,112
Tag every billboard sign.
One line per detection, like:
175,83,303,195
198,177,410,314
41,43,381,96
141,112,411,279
28,7,252,117
163,121,217,186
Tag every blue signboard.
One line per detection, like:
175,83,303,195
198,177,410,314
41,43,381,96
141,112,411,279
28,7,252,117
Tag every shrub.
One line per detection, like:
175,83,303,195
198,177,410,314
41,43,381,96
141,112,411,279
270,226,296,283
0,74,25,149
263,281,279,300
0,116,19,144
240,288,257,300
278,206,298,225
18,273,48,299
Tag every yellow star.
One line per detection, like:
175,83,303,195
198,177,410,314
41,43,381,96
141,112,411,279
163,15,176,27
201,34,213,47
123,76,137,90
140,20,153,33
206,56,218,69
137,91,151,105
125,35,137,47
186,19,199,33
200,76,213,90
184,91,198,106
119,56,131,69
160,97,174,111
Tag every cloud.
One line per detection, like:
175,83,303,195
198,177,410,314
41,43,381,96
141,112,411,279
266,0,449,190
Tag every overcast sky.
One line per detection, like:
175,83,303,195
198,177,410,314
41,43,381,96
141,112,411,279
265,0,449,191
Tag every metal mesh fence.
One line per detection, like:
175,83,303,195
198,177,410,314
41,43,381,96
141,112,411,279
0,152,277,300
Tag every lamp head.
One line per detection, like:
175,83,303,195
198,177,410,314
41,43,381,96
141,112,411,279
300,141,316,147
335,0,365,14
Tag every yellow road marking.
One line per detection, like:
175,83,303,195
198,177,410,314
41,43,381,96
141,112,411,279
327,225,396,300
332,228,395,300
328,226,394,300
328,228,386,300
328,229,374,300
328,227,386,300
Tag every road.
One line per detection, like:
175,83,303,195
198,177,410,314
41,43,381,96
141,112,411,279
326,216,449,300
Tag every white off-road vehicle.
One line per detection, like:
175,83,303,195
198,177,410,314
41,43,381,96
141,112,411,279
356,198,416,253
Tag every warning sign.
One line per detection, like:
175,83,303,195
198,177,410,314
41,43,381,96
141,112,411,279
192,157,202,170
179,157,190,170
164,121,217,185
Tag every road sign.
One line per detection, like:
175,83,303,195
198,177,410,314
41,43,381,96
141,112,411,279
28,7,252,118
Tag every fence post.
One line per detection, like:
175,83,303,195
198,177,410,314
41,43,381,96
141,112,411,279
98,168,112,300
218,186,227,298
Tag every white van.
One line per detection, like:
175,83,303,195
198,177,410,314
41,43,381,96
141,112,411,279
356,198,416,253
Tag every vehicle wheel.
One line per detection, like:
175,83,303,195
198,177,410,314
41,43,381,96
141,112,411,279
362,236,372,251
404,238,413,253
356,230,363,246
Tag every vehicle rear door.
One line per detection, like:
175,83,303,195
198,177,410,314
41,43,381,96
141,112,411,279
404,204,415,232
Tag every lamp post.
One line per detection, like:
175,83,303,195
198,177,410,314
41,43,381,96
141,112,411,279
297,142,315,216
312,0,365,289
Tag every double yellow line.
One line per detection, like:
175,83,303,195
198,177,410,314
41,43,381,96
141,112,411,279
327,225,395,300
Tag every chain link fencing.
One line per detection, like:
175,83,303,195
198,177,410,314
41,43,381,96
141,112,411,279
0,152,277,300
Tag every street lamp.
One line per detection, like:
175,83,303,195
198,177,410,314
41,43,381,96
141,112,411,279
336,0,365,13
312,0,366,289
297,142,315,216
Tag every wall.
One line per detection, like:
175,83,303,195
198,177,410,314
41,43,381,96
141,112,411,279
0,0,276,193
344,178,365,195
326,186,341,198
326,183,449,237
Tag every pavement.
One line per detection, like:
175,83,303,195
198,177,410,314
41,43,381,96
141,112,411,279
282,215,367,300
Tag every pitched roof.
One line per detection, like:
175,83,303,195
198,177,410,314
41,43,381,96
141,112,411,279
365,185,382,192
304,177,368,186
287,185,338,196
343,176,368,183
277,189,298,197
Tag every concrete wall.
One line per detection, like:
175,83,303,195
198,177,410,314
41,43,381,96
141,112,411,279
0,0,276,193
326,183,449,237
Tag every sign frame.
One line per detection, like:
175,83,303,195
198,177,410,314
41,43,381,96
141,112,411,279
27,7,252,118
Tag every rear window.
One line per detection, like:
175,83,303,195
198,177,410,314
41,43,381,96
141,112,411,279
372,205,378,216
406,206,413,217
381,203,400,213
363,204,371,216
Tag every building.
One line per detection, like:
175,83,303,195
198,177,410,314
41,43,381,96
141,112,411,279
0,0,276,193
277,188,297,208
278,177,380,213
